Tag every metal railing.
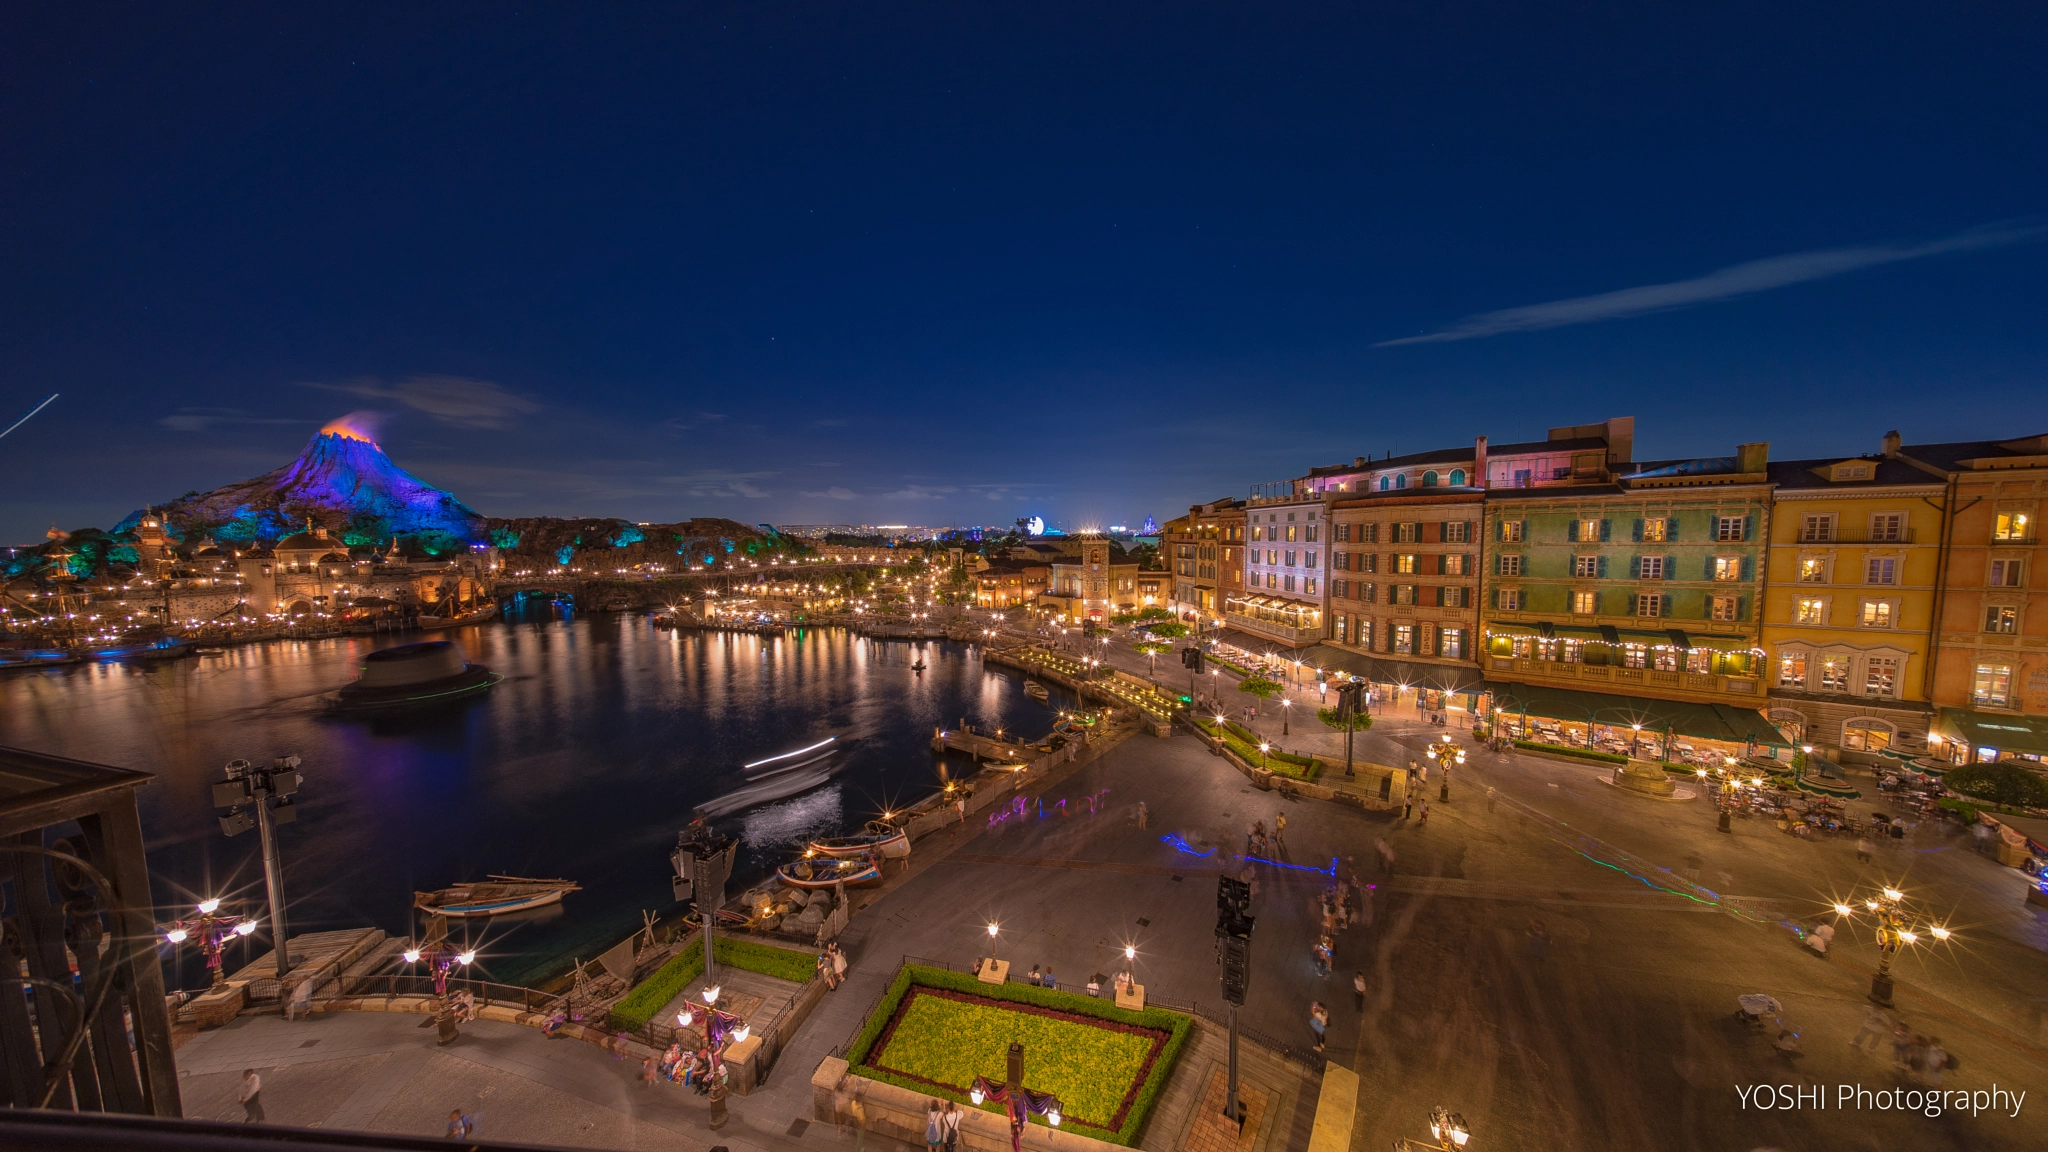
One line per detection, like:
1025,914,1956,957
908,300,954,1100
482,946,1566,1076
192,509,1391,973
345,973,559,1011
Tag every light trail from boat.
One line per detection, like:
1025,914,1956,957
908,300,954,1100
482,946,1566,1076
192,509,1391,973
743,735,838,770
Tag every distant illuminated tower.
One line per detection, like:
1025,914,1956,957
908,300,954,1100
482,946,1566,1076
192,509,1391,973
1081,534,1110,620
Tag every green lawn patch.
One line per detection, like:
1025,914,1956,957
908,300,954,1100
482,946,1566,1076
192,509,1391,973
848,965,1190,1146
610,935,818,1031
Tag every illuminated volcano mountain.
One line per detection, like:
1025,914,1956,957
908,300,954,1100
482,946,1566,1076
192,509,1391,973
129,422,486,550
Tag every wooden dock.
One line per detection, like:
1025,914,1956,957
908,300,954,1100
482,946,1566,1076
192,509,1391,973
931,725,1039,762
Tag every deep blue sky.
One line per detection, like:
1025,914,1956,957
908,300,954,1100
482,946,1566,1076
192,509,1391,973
4,4,2045,541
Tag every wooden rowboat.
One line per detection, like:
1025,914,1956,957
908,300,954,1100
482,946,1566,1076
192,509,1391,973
807,820,910,860
414,875,581,918
775,856,881,890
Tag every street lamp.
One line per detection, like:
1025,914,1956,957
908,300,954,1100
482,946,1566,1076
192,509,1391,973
159,900,260,988
1394,1107,1472,1150
1830,883,1957,1005
1281,696,1291,736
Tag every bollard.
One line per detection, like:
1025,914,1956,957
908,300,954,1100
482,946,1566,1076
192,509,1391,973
708,1078,729,1129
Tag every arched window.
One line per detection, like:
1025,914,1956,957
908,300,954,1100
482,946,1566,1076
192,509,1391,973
1422,471,1439,487
1842,717,1895,752
1379,477,1389,491
1768,709,1806,745
1394,475,1407,490
1449,469,1466,486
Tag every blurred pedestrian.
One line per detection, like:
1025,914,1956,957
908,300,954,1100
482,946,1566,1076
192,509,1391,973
447,1109,475,1138
1416,801,1429,827
1486,786,1497,813
1136,801,1148,830
1309,1001,1329,1052
1851,1004,1890,1052
238,1069,263,1123
1856,837,1875,863
1922,1038,1948,1087
1273,812,1288,856
1352,971,1366,1012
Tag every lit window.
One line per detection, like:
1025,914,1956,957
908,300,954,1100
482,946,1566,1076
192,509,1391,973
1441,554,1466,576
1990,558,2024,587
1714,556,1742,581
1638,555,1664,579
1865,557,1896,585
1843,718,1894,750
1685,648,1713,674
1500,521,1525,542
1717,516,1747,542
1973,663,2012,707
1303,578,1317,595
1711,596,1740,621
1395,554,1417,574
1635,593,1662,618
1441,628,1465,658
1578,518,1602,541
1285,526,1297,542
1863,659,1898,699
1571,590,1597,614
1621,645,1647,669
1819,657,1850,693
1798,558,1827,583
1573,555,1600,577
1860,600,1893,628
1393,584,1416,605
1393,624,1414,654
1985,605,2017,634
1778,651,1807,688
1641,518,1668,543
1654,646,1679,671
1795,598,1825,624
1994,512,2032,542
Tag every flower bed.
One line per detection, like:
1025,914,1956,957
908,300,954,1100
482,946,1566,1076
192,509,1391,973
610,935,818,1031
1191,716,1321,781
848,965,1190,1146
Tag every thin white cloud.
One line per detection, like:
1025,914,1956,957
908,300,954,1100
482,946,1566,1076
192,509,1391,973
1378,219,2048,346
882,484,959,500
159,407,303,433
802,486,858,500
658,470,776,499
301,375,540,429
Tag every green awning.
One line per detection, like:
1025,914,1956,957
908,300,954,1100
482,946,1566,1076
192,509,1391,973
1485,680,1788,747
1934,708,2048,757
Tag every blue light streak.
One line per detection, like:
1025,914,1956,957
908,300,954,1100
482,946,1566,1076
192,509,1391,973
1160,833,1213,858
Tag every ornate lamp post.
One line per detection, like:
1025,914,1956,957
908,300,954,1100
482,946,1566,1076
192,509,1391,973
1425,737,1465,800
159,898,259,988
1394,1106,1472,1149
402,939,475,1044
1830,884,1956,1006
970,1043,1064,1152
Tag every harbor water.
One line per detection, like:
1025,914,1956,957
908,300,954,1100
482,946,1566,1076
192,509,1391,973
0,610,1073,986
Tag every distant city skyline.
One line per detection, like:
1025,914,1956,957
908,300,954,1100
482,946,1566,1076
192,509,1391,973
4,6,2045,540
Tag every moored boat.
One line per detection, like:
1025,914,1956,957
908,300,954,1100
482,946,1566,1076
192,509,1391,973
415,602,499,630
333,639,500,711
414,875,581,918
807,820,910,860
775,855,881,890
1023,680,1048,700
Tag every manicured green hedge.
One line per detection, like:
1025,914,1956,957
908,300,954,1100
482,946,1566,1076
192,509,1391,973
848,964,1191,1147
1514,740,1626,765
610,935,819,1031
1191,717,1321,781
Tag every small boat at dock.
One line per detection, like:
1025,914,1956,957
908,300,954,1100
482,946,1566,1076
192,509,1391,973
776,855,881,890
1023,680,1048,701
807,820,910,860
414,875,581,918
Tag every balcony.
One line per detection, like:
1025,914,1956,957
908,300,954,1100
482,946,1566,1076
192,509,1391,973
1223,608,1323,647
1486,657,1759,697
1793,527,1918,544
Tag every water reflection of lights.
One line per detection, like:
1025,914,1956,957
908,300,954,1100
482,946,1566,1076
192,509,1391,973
740,784,845,849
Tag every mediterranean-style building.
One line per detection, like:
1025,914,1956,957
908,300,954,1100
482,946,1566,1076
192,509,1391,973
1322,486,1488,708
1230,492,1327,647
1760,441,1943,760
1166,498,1245,622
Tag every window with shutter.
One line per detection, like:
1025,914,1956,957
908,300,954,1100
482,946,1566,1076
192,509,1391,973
1568,520,1579,542
1631,519,1643,542
1629,556,1641,579
1741,556,1754,582
1597,556,1608,578
1743,515,1754,541
1665,554,1676,580
1600,519,1612,541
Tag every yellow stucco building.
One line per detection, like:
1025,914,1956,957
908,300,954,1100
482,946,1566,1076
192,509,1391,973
1761,446,1944,759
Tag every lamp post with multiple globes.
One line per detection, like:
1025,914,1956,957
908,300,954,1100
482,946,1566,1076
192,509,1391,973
1829,884,1956,1006
159,898,259,989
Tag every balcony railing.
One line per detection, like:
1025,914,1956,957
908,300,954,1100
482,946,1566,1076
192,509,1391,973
1223,610,1323,646
1793,527,1917,544
1486,657,1758,695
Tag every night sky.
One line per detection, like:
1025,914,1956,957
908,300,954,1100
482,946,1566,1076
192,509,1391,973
4,5,2045,541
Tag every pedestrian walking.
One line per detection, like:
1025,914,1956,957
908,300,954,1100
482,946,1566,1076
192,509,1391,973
848,1088,868,1152
927,1100,944,1152
1352,971,1366,1012
287,978,313,1022
818,950,835,989
1922,1038,1949,1087
642,1054,659,1086
1309,1001,1329,1053
1889,1022,1914,1070
1416,800,1429,827
1375,837,1394,874
831,942,848,986
1856,837,1875,863
1313,935,1333,977
1273,812,1287,855
1136,801,1148,830
1485,786,1497,812
1850,1004,1890,1052
238,1069,264,1123
447,1109,475,1138
941,1101,961,1152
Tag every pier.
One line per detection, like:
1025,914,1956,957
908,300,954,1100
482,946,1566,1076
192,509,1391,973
930,723,1038,762
982,645,1178,735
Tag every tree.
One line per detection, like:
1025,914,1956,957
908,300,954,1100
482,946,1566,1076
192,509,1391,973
1135,606,1174,622
1238,676,1281,701
1146,621,1189,640
1944,763,2048,810
1316,707,1374,733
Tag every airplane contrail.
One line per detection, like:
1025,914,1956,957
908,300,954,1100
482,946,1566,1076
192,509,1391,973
0,394,59,440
